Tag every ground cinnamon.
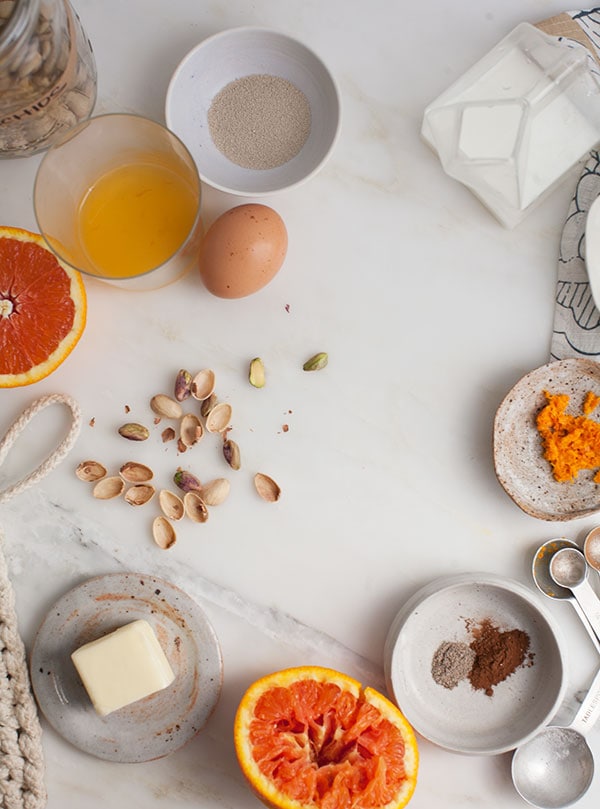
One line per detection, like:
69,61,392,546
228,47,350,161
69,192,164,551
468,618,532,696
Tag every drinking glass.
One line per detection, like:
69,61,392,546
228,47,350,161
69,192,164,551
34,113,203,290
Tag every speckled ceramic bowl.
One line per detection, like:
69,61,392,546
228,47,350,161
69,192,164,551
165,27,341,195
383,573,566,755
493,358,600,521
30,573,223,762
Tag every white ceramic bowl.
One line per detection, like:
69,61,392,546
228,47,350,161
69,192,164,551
383,573,566,756
165,27,341,196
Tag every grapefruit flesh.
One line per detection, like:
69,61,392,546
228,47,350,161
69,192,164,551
0,226,86,387
234,666,418,809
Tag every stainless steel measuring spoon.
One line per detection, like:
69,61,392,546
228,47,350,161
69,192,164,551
584,525,600,576
532,540,600,654
549,547,600,646
512,664,600,808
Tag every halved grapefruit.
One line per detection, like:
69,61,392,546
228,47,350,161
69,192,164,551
0,226,86,387
234,666,419,809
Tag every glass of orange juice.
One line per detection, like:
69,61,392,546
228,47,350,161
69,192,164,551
33,113,203,290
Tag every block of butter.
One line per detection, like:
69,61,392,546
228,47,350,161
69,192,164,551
71,619,175,716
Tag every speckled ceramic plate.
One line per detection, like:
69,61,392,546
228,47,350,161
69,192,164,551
494,358,600,521
30,573,223,762
383,573,565,755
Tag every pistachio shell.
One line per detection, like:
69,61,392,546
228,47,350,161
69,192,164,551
254,472,281,503
201,478,230,506
191,369,216,401
205,402,232,433
162,426,176,442
119,461,154,483
184,491,209,523
75,460,107,482
150,394,183,419
180,413,204,447
158,489,184,521
152,516,176,550
93,476,125,499
124,484,155,506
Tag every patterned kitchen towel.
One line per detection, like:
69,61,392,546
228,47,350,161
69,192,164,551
550,150,600,360
535,10,600,361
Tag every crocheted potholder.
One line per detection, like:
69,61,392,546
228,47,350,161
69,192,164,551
0,538,46,809
0,394,81,809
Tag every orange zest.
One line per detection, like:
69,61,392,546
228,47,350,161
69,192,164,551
0,226,86,387
536,390,600,483
234,666,418,809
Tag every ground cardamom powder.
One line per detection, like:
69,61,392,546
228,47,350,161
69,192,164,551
431,641,476,689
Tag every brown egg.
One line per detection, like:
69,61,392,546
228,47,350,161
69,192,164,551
199,203,288,298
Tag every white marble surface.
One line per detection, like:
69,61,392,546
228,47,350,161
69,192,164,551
2,0,600,806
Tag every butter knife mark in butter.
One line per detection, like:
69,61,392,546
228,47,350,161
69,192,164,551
71,619,175,716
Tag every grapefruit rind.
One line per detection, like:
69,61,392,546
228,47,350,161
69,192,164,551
234,666,418,809
362,686,418,809
0,226,87,388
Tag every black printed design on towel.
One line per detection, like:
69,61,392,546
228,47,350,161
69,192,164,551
551,150,600,361
572,8,600,53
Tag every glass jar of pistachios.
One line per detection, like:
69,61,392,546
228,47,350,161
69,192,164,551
0,0,96,157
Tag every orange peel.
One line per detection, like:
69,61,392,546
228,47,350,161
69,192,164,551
536,390,600,483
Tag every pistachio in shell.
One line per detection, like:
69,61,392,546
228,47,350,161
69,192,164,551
173,468,202,493
119,461,153,483
118,422,149,441
174,369,192,402
184,491,209,523
254,472,281,503
158,489,184,521
205,402,232,433
191,369,216,401
223,438,241,470
152,516,176,550
201,478,230,506
124,484,155,506
75,460,107,482
93,476,125,499
150,394,183,420
180,413,204,447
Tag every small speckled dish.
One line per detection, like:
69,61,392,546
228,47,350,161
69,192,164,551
30,573,223,762
493,358,600,521
165,27,341,195
383,573,565,755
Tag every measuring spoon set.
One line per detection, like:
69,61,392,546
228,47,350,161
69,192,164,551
516,529,600,807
